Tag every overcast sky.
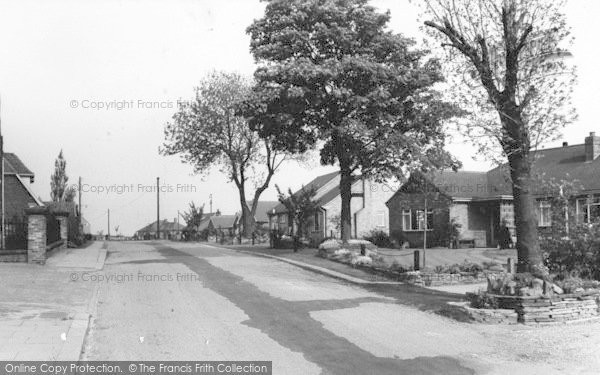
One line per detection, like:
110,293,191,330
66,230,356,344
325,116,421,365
0,0,596,236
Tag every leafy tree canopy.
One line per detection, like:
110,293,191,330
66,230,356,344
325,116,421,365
244,0,461,179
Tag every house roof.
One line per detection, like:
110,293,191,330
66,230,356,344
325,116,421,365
428,170,496,199
136,219,185,233
182,212,215,232
423,141,600,200
4,153,34,177
270,171,340,214
488,144,600,195
209,215,238,229
247,201,279,223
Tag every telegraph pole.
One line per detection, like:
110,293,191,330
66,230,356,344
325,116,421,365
107,209,110,240
209,194,213,214
156,177,160,240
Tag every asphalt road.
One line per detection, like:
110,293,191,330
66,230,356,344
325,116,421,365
82,241,600,375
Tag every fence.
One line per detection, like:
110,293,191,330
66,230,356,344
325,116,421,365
5,217,28,250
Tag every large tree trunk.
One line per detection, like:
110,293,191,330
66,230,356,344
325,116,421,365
508,152,544,274
501,106,545,275
240,200,255,238
339,165,353,244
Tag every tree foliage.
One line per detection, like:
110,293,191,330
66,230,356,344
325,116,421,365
182,202,205,230
421,0,576,274
161,71,289,236
276,184,319,240
50,150,75,202
421,0,576,162
244,0,461,242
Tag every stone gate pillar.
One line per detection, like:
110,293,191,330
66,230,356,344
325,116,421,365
25,207,48,265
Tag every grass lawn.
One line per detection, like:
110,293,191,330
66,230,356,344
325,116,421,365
224,243,517,270
376,247,518,269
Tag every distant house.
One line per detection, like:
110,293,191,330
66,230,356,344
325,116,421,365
268,171,395,244
2,153,44,250
182,212,214,240
207,214,239,238
239,201,279,232
135,219,185,240
387,132,600,248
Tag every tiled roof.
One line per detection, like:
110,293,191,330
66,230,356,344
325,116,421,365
209,215,238,229
247,201,279,223
271,171,340,214
136,220,185,233
4,153,34,176
429,170,497,199
428,142,600,199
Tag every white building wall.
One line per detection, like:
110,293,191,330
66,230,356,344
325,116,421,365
322,179,395,239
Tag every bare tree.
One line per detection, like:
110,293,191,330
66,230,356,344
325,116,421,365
421,0,576,274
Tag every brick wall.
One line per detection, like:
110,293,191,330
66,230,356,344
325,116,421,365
387,191,452,247
2,175,38,219
26,211,47,264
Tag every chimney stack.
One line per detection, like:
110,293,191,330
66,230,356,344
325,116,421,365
563,141,568,147
585,131,600,162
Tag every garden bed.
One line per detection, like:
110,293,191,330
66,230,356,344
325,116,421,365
466,290,600,324
319,240,502,286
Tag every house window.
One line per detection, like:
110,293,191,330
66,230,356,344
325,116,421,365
402,210,411,231
538,200,552,227
314,211,320,231
402,209,433,231
278,214,287,229
375,211,385,227
576,196,600,224
416,209,434,230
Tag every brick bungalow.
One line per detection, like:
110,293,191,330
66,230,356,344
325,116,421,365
268,171,395,244
387,132,600,248
1,153,44,250
2,153,43,218
134,219,185,240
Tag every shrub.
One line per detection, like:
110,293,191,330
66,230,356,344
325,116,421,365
318,238,340,251
542,222,600,280
363,230,393,248
459,261,484,273
351,255,372,266
554,276,600,294
389,260,409,273
468,290,499,309
389,229,408,248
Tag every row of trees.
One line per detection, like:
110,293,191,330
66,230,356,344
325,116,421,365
162,0,575,275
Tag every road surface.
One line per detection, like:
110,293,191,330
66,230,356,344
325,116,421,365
82,241,600,374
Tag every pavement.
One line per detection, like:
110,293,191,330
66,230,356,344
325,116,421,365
0,241,106,361
83,241,600,374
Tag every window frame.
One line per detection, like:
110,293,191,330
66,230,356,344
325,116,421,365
401,210,412,231
538,200,552,227
402,208,433,232
375,211,385,227
314,211,320,232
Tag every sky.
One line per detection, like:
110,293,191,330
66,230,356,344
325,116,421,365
0,0,597,236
